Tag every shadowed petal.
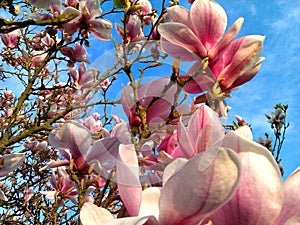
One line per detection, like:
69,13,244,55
167,5,190,26
158,147,241,225
48,121,91,160
116,144,142,216
275,167,300,225
85,136,120,170
210,131,282,225
0,153,25,176
160,38,200,61
90,19,112,41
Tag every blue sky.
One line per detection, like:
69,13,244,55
90,0,300,179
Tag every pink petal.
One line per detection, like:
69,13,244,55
48,121,91,161
188,104,224,154
139,187,162,220
219,35,265,90
160,38,201,61
190,0,227,50
90,19,112,41
177,117,195,158
110,122,132,145
121,84,135,117
80,202,114,225
275,167,300,225
158,147,241,225
208,17,244,61
210,131,282,225
85,137,120,170
230,57,264,89
79,68,96,89
167,5,190,26
116,144,142,216
158,23,207,58
233,125,253,140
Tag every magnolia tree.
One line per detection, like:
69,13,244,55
0,0,299,224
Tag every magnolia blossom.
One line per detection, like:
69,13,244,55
1,30,19,49
0,153,25,177
121,77,178,129
0,153,25,201
115,15,143,42
60,43,88,67
203,126,300,225
48,121,121,174
158,0,244,62
158,0,264,117
69,63,97,89
80,147,241,225
62,0,112,40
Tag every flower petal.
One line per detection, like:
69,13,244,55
275,167,300,225
158,147,241,225
90,19,112,41
209,131,282,225
187,104,224,154
0,153,25,176
190,0,227,50
80,202,114,225
167,5,190,26
139,187,162,220
219,35,265,90
158,23,206,58
116,144,142,216
48,121,91,161
208,17,244,61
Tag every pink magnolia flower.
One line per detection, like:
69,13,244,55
115,15,143,42
62,0,112,41
24,137,48,153
158,0,245,62
173,103,224,158
24,187,34,202
81,115,103,133
49,167,78,201
158,0,264,116
134,0,152,25
48,121,121,174
69,63,97,89
60,43,88,67
1,30,19,49
80,146,241,225
121,77,177,129
204,126,300,225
